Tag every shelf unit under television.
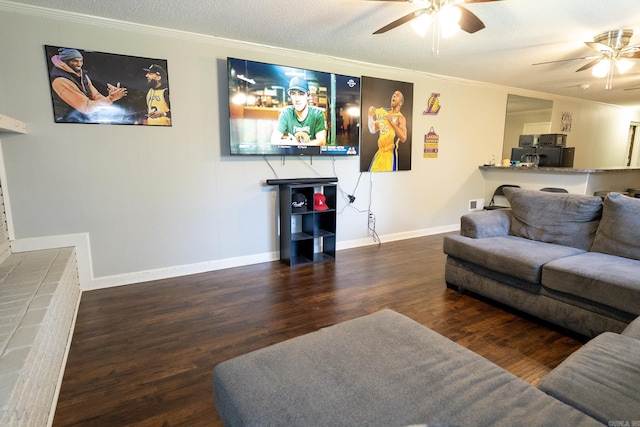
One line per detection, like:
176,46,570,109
269,178,337,266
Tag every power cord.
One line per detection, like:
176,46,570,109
263,155,279,179
366,172,380,245
330,159,380,246
267,156,381,246
367,210,381,245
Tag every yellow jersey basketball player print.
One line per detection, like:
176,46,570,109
367,90,407,172
144,64,171,126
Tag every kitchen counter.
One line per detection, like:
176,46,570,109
480,165,640,173
479,166,640,199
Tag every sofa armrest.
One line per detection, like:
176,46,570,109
460,210,512,239
622,316,640,340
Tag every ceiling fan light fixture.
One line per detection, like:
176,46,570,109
439,4,461,38
616,58,634,74
410,12,432,37
592,59,610,78
533,28,639,91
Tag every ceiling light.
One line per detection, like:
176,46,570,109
410,12,431,37
592,59,610,78
589,29,639,89
410,1,463,55
616,58,634,74
591,56,634,90
439,3,461,38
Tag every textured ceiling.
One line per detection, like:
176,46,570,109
6,0,640,108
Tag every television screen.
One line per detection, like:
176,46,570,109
227,57,361,156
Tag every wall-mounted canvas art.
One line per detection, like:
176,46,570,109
360,76,413,172
44,45,171,126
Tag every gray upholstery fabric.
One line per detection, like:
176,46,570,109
622,316,640,339
446,256,629,337
460,209,511,239
443,234,584,284
446,253,543,294
213,310,601,427
503,187,602,250
538,332,640,424
591,192,640,261
444,189,635,338
543,252,640,316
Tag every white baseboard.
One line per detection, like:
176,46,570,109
337,224,459,250
10,224,459,291
85,252,279,291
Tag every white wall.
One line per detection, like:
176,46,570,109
0,3,638,290
550,99,639,168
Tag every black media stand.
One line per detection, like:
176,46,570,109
267,178,338,266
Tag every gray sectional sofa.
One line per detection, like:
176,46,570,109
444,188,640,338
214,309,640,426
212,189,640,425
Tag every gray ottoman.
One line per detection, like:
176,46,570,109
213,309,599,426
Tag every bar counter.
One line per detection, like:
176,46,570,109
479,165,640,197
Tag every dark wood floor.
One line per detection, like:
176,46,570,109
53,233,586,426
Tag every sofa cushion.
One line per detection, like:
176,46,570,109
591,192,640,261
460,209,511,239
538,332,640,424
503,187,602,251
214,309,601,426
622,316,640,339
542,252,640,316
444,234,584,284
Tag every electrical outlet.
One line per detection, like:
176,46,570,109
469,199,484,211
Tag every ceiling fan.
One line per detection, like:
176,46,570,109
371,0,502,36
533,29,640,89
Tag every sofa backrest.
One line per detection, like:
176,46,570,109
591,192,640,261
503,187,603,251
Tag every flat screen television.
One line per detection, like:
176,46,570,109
227,57,361,156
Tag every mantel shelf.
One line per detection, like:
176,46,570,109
0,114,26,134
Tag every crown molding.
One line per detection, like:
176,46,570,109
0,0,288,54
0,0,425,75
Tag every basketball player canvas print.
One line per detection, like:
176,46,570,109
44,45,171,126
360,76,413,172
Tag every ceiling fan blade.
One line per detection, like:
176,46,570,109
620,44,640,58
532,55,600,66
373,8,429,34
585,41,614,53
576,58,603,72
456,5,485,33
623,87,640,91
370,0,501,35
